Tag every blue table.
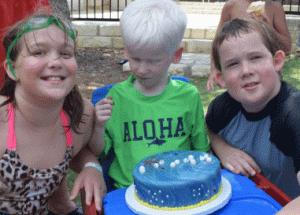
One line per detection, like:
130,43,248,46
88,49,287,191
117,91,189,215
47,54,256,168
103,169,283,214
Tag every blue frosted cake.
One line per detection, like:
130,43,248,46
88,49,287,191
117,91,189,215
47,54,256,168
132,150,222,210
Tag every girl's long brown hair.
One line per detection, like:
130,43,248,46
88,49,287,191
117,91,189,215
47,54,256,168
1,12,84,134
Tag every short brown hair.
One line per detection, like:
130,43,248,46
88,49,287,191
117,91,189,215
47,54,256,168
212,18,281,72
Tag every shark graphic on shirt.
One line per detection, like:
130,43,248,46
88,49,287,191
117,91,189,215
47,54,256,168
147,138,166,147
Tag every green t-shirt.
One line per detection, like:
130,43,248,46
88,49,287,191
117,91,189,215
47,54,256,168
104,75,209,188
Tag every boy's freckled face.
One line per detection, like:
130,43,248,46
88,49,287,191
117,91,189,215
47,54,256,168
124,46,175,90
219,31,281,113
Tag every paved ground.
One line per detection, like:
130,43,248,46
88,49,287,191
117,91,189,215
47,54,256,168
123,53,211,77
186,14,220,28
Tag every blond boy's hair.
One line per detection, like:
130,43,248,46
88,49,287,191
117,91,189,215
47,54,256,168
120,0,187,56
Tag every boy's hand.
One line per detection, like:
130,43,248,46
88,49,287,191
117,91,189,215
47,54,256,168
218,144,261,177
70,166,107,212
95,96,114,127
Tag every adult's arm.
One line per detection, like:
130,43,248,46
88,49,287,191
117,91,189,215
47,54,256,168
207,2,232,91
272,2,291,54
258,1,292,54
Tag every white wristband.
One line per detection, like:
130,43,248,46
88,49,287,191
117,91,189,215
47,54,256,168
84,162,103,174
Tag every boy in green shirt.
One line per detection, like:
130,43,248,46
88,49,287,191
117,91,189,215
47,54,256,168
95,0,209,189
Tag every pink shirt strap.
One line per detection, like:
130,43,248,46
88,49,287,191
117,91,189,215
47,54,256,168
7,102,16,150
60,110,73,147
7,103,73,149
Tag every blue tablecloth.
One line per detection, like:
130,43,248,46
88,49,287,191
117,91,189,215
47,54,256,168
103,169,282,214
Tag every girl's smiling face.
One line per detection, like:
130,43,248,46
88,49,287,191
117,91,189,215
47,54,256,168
219,31,285,113
9,25,77,103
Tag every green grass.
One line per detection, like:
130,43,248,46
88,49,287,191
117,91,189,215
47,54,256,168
189,76,225,113
67,169,81,206
66,56,300,208
281,57,300,90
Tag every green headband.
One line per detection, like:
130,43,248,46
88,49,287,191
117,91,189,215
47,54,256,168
6,16,75,79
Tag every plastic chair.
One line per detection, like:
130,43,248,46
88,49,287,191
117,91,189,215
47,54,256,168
81,190,104,215
84,76,190,214
91,76,190,105
250,172,292,207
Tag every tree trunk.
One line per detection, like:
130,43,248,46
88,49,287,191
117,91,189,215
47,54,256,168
48,0,70,20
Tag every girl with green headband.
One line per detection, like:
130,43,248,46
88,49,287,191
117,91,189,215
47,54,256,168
0,12,106,214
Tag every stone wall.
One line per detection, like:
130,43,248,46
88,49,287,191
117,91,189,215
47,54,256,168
72,1,300,53
74,15,300,54
287,16,300,52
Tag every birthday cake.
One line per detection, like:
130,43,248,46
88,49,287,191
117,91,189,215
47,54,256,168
132,150,222,210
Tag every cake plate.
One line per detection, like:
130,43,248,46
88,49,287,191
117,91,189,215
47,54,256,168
125,177,232,215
